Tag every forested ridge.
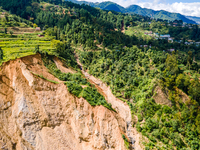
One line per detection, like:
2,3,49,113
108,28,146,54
66,0,197,24
0,0,200,149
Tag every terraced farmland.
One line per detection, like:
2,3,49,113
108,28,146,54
0,33,55,64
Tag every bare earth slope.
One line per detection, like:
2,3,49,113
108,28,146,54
0,54,134,150
77,58,142,150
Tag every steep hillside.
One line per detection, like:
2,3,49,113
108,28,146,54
66,0,127,12
126,5,197,24
0,53,141,149
102,3,122,12
0,0,200,150
126,5,154,17
79,46,200,149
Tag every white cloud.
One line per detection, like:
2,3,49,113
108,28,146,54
137,2,200,17
78,0,200,17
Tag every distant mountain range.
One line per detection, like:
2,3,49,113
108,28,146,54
66,0,199,24
186,16,200,24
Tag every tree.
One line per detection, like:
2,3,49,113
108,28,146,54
4,27,7,34
33,23,38,28
187,51,193,70
189,77,200,101
165,54,179,75
0,47,3,60
32,2,40,12
176,74,190,93
26,6,32,14
9,30,13,36
62,0,65,6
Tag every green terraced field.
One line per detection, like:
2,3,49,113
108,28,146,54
0,34,55,64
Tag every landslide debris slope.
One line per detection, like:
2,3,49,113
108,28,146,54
0,54,137,150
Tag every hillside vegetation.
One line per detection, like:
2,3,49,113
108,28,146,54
0,8,55,65
0,0,200,149
79,45,200,150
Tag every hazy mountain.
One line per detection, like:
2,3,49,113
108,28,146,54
186,16,200,24
127,5,197,24
66,0,197,24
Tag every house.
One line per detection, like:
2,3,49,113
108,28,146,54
36,27,41,31
37,34,44,37
185,41,194,45
154,33,159,37
159,34,171,40
195,42,200,46
168,49,175,52
177,40,182,43
196,42,200,45
168,38,174,43
188,40,194,42
161,34,170,38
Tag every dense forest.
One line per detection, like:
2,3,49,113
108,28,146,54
1,0,200,56
79,46,200,149
0,0,200,149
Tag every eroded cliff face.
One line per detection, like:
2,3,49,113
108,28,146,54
0,54,133,150
77,60,142,150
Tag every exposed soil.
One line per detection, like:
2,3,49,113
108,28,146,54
53,56,76,74
0,54,134,150
76,56,143,150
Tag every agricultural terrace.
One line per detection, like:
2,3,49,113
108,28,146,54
0,31,54,64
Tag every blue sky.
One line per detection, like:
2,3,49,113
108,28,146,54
79,0,200,17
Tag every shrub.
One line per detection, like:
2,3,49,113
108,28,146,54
138,114,143,122
149,135,156,143
136,122,142,132
66,81,83,97
162,105,172,114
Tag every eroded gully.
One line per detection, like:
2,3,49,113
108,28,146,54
76,57,142,150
